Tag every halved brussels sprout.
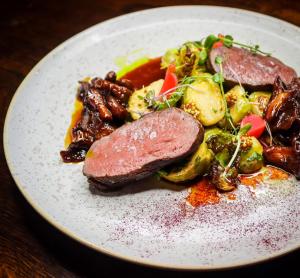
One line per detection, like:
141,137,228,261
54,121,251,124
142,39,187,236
182,73,225,126
239,137,264,174
225,85,252,125
127,79,163,120
248,91,271,117
161,129,215,183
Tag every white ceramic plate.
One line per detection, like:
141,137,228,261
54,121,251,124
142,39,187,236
4,6,300,270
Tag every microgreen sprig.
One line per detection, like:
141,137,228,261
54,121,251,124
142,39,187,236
222,123,252,178
212,56,236,133
204,34,271,56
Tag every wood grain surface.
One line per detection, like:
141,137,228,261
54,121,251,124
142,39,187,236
0,0,299,277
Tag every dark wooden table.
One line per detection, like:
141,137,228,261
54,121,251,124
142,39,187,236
1,0,299,277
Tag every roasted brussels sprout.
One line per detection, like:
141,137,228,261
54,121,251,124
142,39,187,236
182,73,225,126
225,85,252,125
210,161,238,192
205,127,235,154
128,79,163,120
161,129,214,182
161,42,204,78
248,91,271,117
206,128,239,191
239,136,264,174
161,48,180,69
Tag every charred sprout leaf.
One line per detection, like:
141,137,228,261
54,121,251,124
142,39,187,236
206,132,235,154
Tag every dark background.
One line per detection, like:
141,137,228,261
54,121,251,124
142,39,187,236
0,0,299,277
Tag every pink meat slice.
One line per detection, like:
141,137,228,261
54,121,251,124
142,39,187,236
83,108,204,186
209,46,297,90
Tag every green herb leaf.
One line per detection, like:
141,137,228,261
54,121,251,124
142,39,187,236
215,55,223,65
198,49,208,65
137,95,144,100
247,152,263,162
204,34,219,49
212,73,224,83
223,35,234,47
225,34,234,41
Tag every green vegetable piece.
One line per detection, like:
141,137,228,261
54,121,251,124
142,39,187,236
239,137,264,174
239,123,252,136
161,48,180,69
215,149,231,168
161,42,205,78
161,130,215,183
223,35,234,47
248,91,272,117
215,55,223,65
128,79,164,120
153,90,183,111
204,34,219,49
225,85,253,125
198,49,208,65
182,73,225,126
212,72,224,83
205,127,234,152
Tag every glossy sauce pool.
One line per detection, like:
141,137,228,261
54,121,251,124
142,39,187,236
121,57,165,89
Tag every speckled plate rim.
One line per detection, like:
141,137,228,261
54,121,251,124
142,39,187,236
3,6,300,270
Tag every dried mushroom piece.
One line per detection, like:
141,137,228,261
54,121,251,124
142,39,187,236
263,77,300,178
60,71,132,163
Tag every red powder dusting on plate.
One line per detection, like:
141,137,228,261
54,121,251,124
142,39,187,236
186,178,220,207
240,165,290,188
226,193,236,200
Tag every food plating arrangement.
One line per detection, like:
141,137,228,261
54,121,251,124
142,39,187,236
60,34,299,205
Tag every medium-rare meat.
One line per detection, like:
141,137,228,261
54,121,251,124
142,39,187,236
83,108,204,188
208,46,297,90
